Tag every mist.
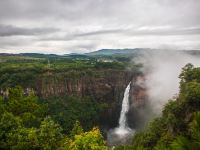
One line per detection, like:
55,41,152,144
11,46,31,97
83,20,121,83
136,50,200,115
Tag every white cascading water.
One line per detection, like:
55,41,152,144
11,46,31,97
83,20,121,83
119,82,131,128
115,82,132,135
107,82,134,147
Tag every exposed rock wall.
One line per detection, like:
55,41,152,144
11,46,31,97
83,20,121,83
36,70,133,102
1,69,147,129
34,69,146,128
130,75,147,107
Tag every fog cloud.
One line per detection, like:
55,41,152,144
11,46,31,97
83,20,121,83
137,50,200,114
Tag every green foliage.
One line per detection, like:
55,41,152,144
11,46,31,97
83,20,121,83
130,117,166,149
94,61,125,69
38,117,63,149
45,96,105,133
183,81,200,108
70,127,107,150
153,141,169,150
0,54,140,149
70,120,84,138
5,86,47,127
0,54,135,89
0,96,6,117
3,56,200,149
0,87,48,149
114,145,136,150
0,86,108,149
7,127,39,150
0,112,22,149
189,112,200,149
171,136,191,150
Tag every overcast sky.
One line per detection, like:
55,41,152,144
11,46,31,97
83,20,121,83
0,0,200,54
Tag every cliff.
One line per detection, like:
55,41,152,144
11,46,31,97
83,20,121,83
36,70,133,102
0,68,147,128
35,69,138,128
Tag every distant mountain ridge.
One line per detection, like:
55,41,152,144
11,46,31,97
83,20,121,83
84,48,150,56
1,48,200,57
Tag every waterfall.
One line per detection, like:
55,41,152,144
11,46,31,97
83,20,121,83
107,81,134,147
118,82,131,129
114,82,132,135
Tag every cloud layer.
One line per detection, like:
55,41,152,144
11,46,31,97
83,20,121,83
0,0,200,54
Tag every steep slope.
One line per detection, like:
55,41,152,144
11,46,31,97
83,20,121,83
116,64,200,150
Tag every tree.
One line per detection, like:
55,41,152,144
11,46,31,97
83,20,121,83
190,112,200,149
6,86,47,127
179,63,194,84
70,120,84,138
171,136,191,150
7,127,39,150
153,141,169,150
0,112,21,149
0,96,6,117
38,117,63,150
70,127,107,150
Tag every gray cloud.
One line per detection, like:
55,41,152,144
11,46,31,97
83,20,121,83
127,27,200,36
74,28,125,37
0,24,59,37
0,0,200,53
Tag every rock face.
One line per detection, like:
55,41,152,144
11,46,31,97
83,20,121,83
130,75,147,107
1,69,147,129
128,75,149,129
34,69,146,128
34,69,136,128
36,70,133,101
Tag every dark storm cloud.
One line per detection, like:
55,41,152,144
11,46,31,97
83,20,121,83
0,0,200,54
0,24,59,37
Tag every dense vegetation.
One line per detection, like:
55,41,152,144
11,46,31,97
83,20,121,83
0,86,107,149
116,64,200,150
0,54,140,89
42,96,106,134
0,55,112,149
0,54,136,149
0,53,200,149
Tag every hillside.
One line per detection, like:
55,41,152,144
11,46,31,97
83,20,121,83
116,64,200,149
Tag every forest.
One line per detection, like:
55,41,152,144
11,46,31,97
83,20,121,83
0,53,200,150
